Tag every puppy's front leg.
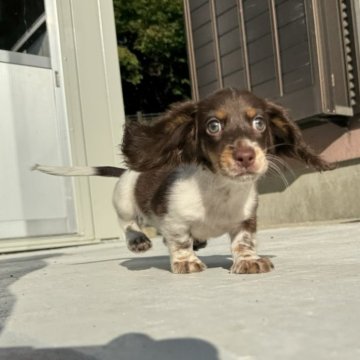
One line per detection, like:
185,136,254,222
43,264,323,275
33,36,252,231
230,218,274,274
166,235,207,274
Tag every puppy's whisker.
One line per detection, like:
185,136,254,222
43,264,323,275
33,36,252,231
266,154,296,180
265,167,288,189
267,154,289,166
272,163,289,188
265,141,306,152
267,161,289,189
265,143,290,151
265,167,278,179
272,168,289,189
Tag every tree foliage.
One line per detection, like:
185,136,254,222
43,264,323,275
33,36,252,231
113,0,191,114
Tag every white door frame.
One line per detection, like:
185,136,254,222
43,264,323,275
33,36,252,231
0,0,125,252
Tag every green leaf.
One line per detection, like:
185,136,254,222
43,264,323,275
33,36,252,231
113,0,191,113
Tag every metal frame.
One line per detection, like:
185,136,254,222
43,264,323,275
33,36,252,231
268,0,284,97
236,0,251,91
0,9,51,69
311,0,354,116
209,0,223,89
349,0,360,114
44,0,79,235
183,0,199,100
0,49,50,68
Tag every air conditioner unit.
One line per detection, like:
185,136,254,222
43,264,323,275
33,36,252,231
184,0,359,121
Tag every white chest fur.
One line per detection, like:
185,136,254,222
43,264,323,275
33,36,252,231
163,166,258,240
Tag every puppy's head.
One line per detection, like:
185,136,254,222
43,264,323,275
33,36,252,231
122,88,333,177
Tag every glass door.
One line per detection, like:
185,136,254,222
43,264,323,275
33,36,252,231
0,0,77,239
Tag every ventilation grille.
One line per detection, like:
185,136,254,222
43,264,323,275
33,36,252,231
184,0,358,120
341,0,356,106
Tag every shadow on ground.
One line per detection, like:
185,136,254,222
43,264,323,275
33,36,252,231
0,254,60,335
120,255,233,272
0,333,220,360
120,253,275,273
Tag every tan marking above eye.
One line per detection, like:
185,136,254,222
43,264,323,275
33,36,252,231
215,110,227,120
246,108,257,118
271,118,289,134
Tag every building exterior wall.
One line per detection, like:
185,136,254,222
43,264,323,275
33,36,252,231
257,0,360,227
258,118,360,227
258,159,360,227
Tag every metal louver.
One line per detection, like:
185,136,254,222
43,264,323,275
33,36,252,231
340,0,357,106
184,0,359,122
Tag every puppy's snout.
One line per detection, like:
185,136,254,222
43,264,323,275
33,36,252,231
234,146,255,168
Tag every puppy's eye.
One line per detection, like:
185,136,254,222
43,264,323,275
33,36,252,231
252,116,266,132
206,118,222,135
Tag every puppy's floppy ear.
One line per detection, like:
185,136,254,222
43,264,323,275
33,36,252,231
122,100,198,171
266,101,334,171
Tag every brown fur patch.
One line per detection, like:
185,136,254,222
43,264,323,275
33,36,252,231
166,116,190,132
242,217,257,233
135,169,177,216
121,100,197,172
233,243,255,257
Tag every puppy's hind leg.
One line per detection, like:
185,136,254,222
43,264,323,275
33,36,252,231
118,218,152,253
193,238,207,251
113,174,152,253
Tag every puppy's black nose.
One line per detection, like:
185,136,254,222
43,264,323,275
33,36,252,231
234,146,255,168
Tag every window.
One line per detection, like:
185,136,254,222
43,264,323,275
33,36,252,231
0,0,50,67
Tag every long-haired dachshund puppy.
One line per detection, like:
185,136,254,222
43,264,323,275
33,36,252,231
35,88,332,274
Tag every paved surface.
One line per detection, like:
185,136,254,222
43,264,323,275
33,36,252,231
1,222,360,360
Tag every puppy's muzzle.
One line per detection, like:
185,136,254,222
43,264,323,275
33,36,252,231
233,145,256,169
218,139,268,178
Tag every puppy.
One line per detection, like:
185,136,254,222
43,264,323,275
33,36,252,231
35,88,332,274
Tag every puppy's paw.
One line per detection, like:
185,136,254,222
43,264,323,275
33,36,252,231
127,233,152,253
231,257,274,274
172,258,207,274
193,239,207,251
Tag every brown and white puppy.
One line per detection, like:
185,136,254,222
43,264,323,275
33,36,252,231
35,88,332,274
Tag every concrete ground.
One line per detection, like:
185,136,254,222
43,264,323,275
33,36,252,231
1,222,360,360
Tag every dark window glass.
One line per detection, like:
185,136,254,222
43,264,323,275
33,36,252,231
0,0,49,57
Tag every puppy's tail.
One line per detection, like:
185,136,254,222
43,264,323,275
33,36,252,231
32,164,125,178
